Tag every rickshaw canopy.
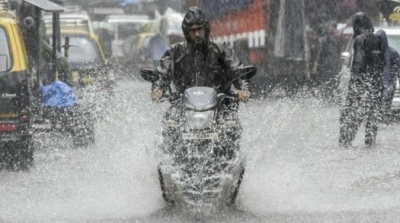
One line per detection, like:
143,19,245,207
23,0,65,12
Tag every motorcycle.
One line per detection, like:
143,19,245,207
141,66,256,209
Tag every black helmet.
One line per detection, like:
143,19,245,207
182,6,210,40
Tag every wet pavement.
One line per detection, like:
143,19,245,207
1,80,400,222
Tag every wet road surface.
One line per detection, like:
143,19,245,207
1,80,400,222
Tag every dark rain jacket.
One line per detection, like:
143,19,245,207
376,29,400,103
348,14,384,99
153,41,250,95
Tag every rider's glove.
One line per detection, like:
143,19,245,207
238,90,251,102
151,89,164,101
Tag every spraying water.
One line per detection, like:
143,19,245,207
1,80,400,222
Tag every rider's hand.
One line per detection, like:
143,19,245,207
151,89,164,101
238,90,251,102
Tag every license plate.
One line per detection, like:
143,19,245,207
182,133,219,140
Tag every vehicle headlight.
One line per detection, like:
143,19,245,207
186,110,214,129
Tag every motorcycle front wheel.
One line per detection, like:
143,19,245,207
229,168,245,205
158,166,175,204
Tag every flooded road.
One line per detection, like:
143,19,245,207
1,80,400,222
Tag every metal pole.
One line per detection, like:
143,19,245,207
36,9,42,87
50,0,63,81
52,11,58,81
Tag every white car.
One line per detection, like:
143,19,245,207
338,26,400,112
102,14,150,59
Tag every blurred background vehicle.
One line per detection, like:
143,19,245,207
44,11,109,87
43,10,93,34
43,9,115,121
102,14,149,60
0,0,100,169
121,32,154,73
92,14,149,78
117,8,184,79
61,0,83,12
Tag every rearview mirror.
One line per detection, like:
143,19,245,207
140,69,159,82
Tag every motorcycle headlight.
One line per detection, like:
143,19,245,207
186,110,214,129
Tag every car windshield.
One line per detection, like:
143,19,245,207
0,28,12,72
61,36,100,64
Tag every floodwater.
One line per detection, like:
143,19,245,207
1,80,400,222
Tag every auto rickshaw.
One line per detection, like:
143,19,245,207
0,0,94,170
389,8,400,25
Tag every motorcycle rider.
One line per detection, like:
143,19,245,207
339,12,385,147
150,6,252,154
151,6,251,101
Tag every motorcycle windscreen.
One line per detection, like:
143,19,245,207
183,87,218,111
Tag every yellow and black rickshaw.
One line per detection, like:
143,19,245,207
389,7,400,25
0,0,94,170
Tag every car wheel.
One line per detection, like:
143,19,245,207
8,137,34,171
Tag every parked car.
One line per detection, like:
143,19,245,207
338,26,400,119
